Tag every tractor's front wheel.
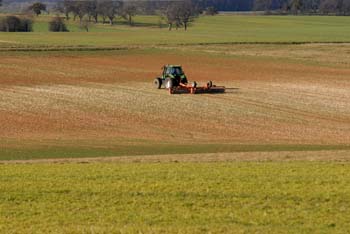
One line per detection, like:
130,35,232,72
154,78,162,89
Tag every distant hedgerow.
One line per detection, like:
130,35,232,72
49,17,69,32
0,16,33,32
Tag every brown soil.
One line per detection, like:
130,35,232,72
0,48,349,145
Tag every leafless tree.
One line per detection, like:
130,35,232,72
86,0,98,23
49,16,69,32
253,0,273,11
122,4,137,26
97,0,123,25
80,18,90,31
28,2,47,16
164,0,197,31
290,0,303,14
319,0,338,13
178,0,196,30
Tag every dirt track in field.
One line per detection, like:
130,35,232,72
0,47,349,146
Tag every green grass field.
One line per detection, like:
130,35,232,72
1,162,350,233
1,15,350,48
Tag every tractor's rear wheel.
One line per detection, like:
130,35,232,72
154,78,162,89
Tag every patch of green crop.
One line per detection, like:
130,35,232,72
1,143,350,161
1,162,350,233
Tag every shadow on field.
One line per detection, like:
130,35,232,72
168,87,239,95
118,21,168,28
224,87,240,93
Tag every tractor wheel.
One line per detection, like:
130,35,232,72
207,80,213,88
154,78,162,89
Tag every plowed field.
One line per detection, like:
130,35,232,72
1,45,349,160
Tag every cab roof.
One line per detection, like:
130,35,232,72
165,64,182,68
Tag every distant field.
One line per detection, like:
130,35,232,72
1,162,350,233
1,15,350,48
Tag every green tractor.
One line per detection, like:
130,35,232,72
153,64,224,94
153,65,192,90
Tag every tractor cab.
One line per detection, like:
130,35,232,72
161,65,188,86
162,65,185,79
154,65,188,89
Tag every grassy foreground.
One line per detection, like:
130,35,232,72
1,162,349,233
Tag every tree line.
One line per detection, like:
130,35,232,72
54,0,350,21
3,0,350,14
254,0,350,15
0,0,209,32
1,0,253,12
52,0,202,30
0,15,32,32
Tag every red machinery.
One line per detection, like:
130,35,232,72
167,80,226,94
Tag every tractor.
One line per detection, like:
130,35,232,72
153,65,225,94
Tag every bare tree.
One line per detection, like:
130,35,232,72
28,2,47,16
301,0,321,13
49,17,69,32
86,0,98,23
163,0,197,31
341,0,350,15
289,0,303,14
178,0,196,31
204,6,218,15
97,0,123,25
80,19,90,32
319,0,338,13
106,1,116,25
97,1,108,24
122,4,137,26
55,0,74,20
164,3,180,30
77,2,89,23
253,0,273,11
68,2,79,21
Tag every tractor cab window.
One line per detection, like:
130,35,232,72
165,67,183,76
165,67,173,75
173,67,183,76
164,66,184,77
